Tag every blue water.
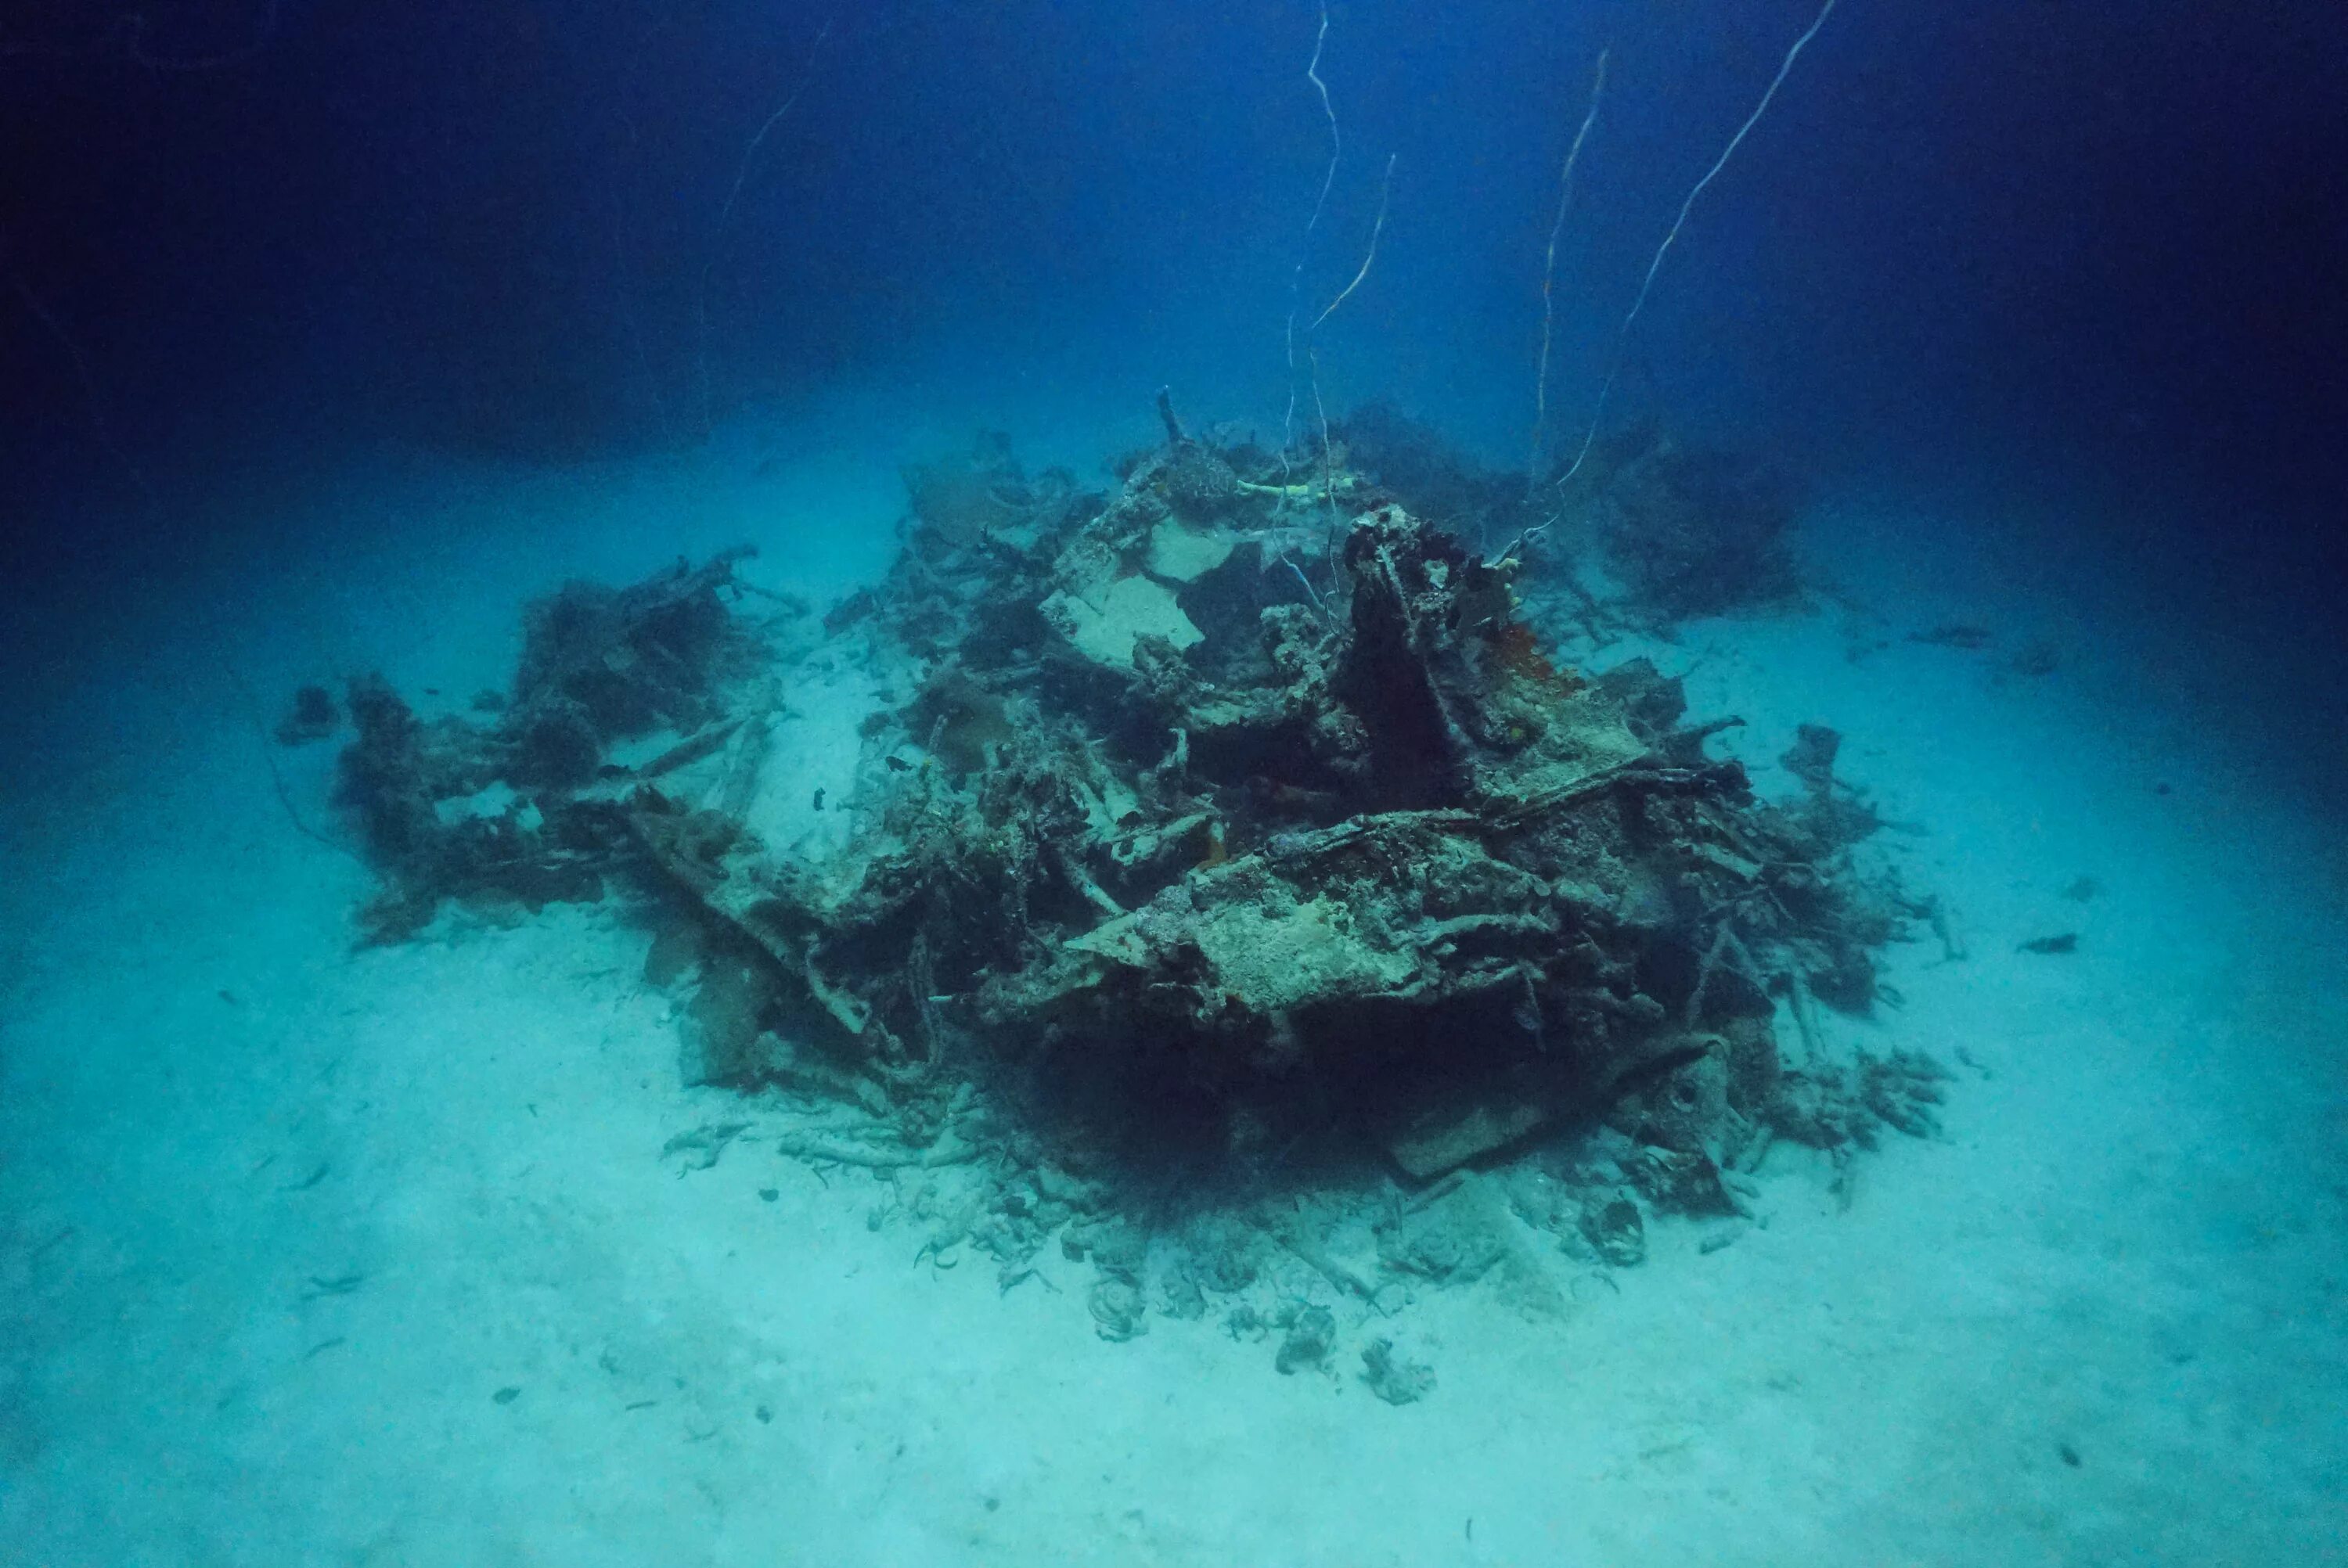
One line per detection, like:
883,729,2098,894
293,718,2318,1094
3,2,2343,1562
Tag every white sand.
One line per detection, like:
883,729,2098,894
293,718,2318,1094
3,438,2343,1566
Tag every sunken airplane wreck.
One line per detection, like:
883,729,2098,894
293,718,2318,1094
319,400,1945,1383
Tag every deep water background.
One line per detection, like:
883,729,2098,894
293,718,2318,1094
4,0,2343,661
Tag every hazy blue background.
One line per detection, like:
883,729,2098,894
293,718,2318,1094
4,0,2343,624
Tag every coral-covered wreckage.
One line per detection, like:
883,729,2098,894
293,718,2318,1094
330,403,1946,1379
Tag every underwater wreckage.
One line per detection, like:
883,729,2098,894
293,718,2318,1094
323,405,1946,1382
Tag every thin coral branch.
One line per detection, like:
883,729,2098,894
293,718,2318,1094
1281,6,1343,491
1309,153,1397,334
1528,49,1610,494
1560,0,1841,487
697,20,834,437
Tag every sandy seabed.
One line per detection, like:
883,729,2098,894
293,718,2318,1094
3,432,2343,1567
